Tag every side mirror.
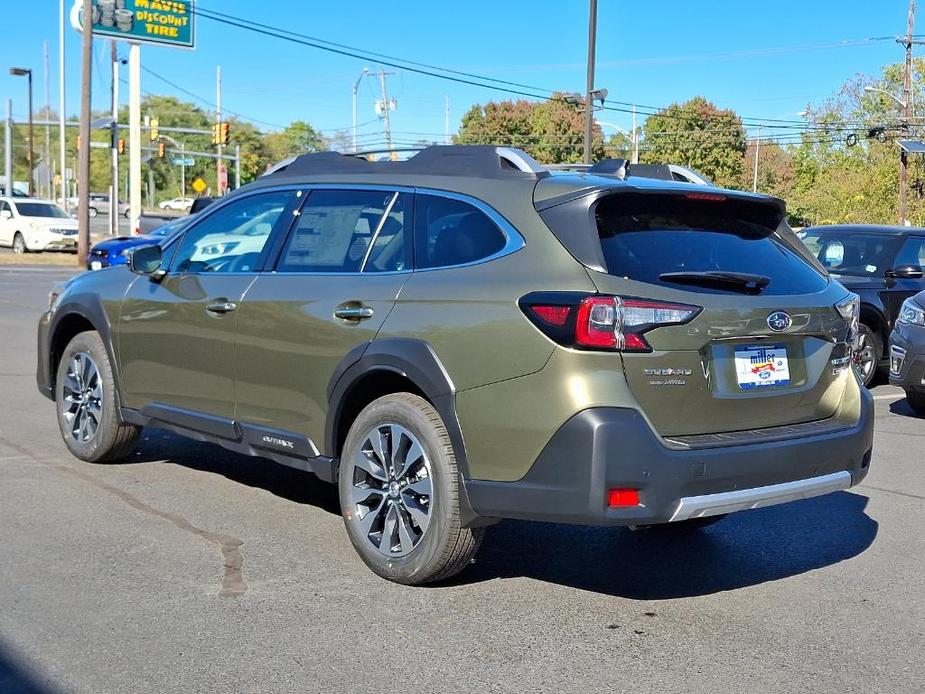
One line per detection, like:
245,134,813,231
889,264,925,280
128,244,165,279
0,210,12,220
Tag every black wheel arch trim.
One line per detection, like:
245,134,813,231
41,298,124,404
326,338,484,526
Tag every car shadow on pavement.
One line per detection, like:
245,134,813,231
0,642,59,694
889,398,922,419
459,491,877,599
119,428,341,516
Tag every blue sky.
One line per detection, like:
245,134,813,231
0,0,916,147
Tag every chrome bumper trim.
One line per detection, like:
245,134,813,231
669,471,852,522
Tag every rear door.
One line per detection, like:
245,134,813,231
232,187,412,446
586,191,853,437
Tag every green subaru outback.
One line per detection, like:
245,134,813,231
37,146,873,584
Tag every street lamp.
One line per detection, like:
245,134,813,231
9,67,33,195
352,67,368,153
864,85,908,109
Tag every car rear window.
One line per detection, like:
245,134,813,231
594,193,828,295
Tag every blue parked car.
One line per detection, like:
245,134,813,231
87,216,190,270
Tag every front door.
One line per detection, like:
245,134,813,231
118,189,300,419
884,235,925,326
233,188,412,447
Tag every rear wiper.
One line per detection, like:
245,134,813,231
659,271,771,294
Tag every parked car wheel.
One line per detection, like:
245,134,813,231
55,331,140,463
12,232,27,254
88,207,98,218
854,324,881,387
905,389,925,416
338,393,483,585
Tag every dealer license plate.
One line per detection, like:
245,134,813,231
734,344,790,389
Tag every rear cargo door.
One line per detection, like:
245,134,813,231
588,190,853,437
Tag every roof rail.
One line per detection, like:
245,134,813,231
264,145,549,180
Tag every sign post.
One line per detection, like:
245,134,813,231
70,1,196,234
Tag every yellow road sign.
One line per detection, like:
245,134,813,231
191,177,207,194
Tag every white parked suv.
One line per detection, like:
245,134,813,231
158,197,194,211
0,197,78,253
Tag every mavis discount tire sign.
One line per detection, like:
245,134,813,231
70,0,196,50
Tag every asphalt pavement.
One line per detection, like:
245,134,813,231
0,264,923,693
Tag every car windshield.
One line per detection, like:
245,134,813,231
16,203,70,219
799,229,903,277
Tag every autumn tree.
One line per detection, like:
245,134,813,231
641,97,747,189
455,95,605,164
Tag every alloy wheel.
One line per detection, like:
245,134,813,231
348,423,433,557
854,330,876,384
60,352,103,443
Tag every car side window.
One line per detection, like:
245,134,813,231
894,237,925,268
277,189,407,273
0,201,9,215
413,194,506,269
170,190,295,274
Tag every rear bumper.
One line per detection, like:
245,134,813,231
464,388,874,526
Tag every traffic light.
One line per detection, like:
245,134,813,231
150,118,159,142
211,123,220,145
157,142,166,158
212,122,230,145
220,122,230,145
118,138,126,155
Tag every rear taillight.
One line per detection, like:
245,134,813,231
521,293,701,352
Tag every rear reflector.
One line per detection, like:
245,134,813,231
608,488,641,507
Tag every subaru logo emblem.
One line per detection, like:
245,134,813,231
767,311,792,332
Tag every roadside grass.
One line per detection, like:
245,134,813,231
0,251,83,267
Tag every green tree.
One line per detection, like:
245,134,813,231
454,95,604,164
641,97,747,189
264,120,326,164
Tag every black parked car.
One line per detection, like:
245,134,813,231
799,224,925,386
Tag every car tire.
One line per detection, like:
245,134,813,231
88,207,98,218
12,232,27,254
905,389,925,416
338,393,484,585
55,331,140,463
854,324,881,388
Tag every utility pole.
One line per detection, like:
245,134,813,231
128,43,141,233
110,41,119,235
216,65,224,196
5,100,12,197
900,0,916,225
444,95,450,145
58,0,68,210
632,105,639,164
352,67,368,154
77,0,92,266
752,128,762,193
374,69,395,154
44,41,52,198
235,144,241,189
583,0,599,164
